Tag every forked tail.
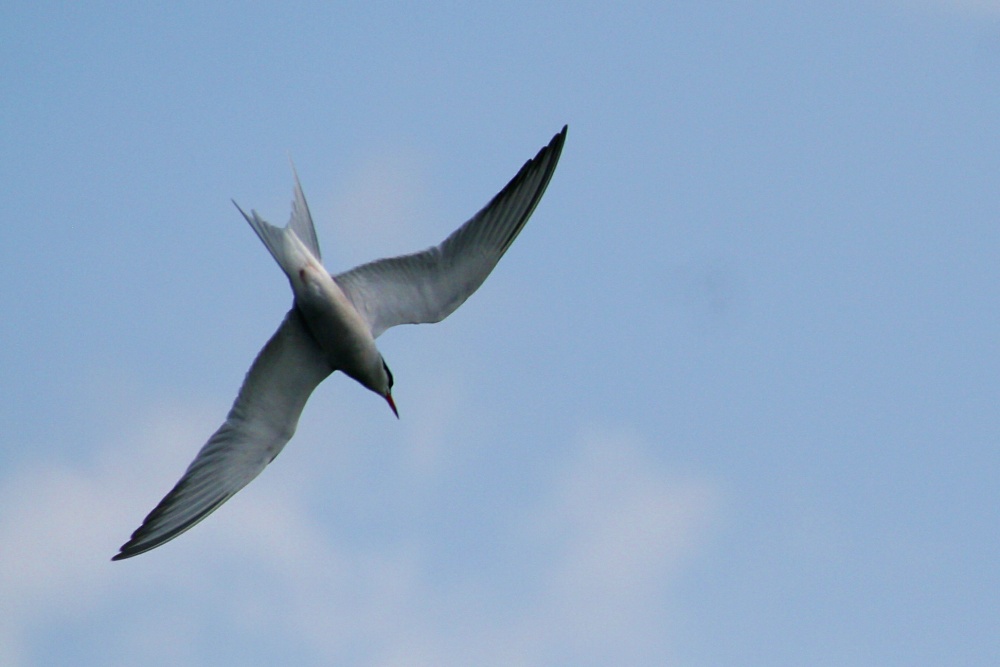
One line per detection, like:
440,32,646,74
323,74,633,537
232,168,324,276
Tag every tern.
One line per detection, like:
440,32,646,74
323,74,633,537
113,126,566,560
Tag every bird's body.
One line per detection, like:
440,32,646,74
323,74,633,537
113,126,567,560
242,196,386,394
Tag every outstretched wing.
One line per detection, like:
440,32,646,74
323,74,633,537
334,125,567,338
113,309,333,560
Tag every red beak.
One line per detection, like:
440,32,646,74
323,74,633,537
385,392,399,419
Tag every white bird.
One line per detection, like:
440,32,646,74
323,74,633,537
113,126,567,560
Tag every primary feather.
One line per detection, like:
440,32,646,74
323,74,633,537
336,126,566,338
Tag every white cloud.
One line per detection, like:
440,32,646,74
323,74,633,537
0,405,721,666
526,432,718,618
0,407,212,666
490,429,721,665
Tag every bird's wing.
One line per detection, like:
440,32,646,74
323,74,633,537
113,308,333,560
334,125,566,338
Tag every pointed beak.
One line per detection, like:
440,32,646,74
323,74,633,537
385,392,399,419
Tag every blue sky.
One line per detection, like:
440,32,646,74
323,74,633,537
2,1,998,665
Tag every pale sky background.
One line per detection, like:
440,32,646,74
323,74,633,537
2,2,999,665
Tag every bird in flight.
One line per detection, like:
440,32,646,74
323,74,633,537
113,126,567,560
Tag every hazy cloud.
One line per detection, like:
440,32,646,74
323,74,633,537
320,144,433,267
0,409,719,666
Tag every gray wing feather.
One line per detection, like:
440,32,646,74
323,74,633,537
113,309,333,560
334,126,566,338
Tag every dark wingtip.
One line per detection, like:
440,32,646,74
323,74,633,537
555,124,568,145
112,535,146,561
111,538,140,560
